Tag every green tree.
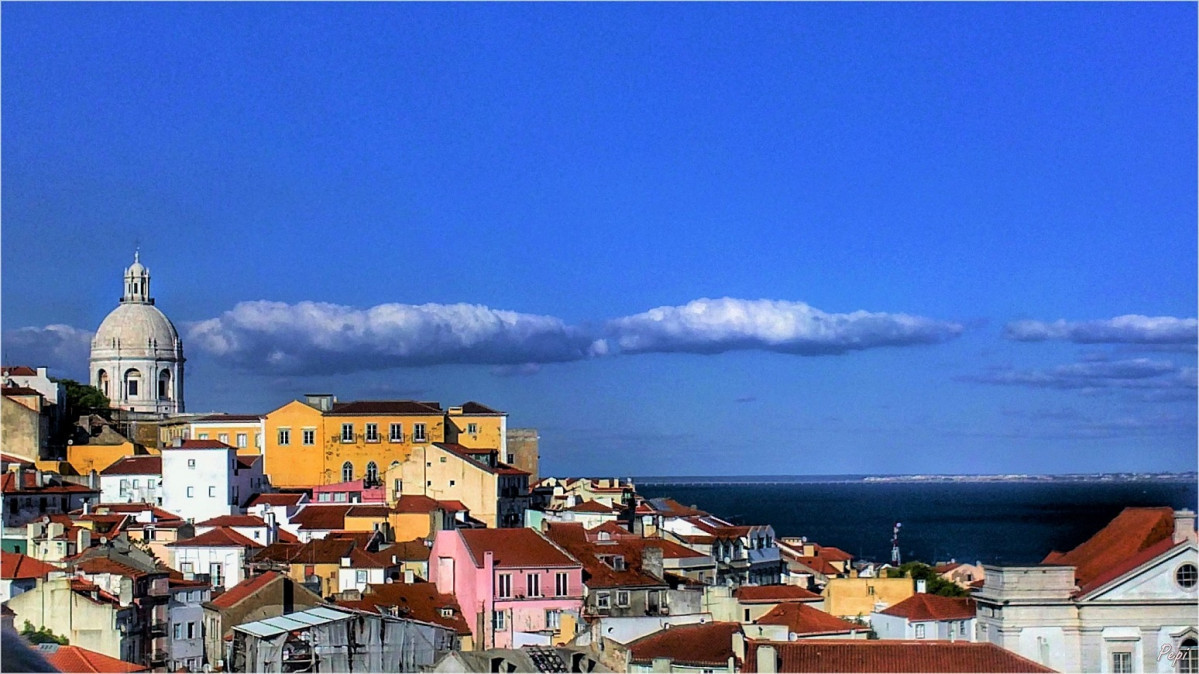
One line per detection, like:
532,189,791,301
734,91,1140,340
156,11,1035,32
885,561,970,597
20,621,68,645
51,378,109,412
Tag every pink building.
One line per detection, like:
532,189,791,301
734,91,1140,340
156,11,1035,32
310,479,385,504
430,528,583,649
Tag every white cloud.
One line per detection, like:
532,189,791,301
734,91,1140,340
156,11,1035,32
1003,315,1197,344
606,298,963,355
962,359,1197,396
0,324,93,379
185,300,607,374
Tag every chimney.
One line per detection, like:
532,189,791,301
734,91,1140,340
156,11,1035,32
1174,510,1197,544
731,631,745,663
77,528,92,552
755,644,778,674
83,502,91,516
265,511,278,545
916,579,927,594
642,546,664,580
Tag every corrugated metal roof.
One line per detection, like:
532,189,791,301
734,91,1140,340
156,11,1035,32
233,606,356,638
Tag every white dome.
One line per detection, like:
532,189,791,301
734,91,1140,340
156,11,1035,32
92,302,182,355
127,261,147,275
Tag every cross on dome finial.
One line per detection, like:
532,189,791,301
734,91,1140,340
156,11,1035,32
135,248,140,264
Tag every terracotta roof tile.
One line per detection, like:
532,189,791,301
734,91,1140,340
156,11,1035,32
331,400,443,415
879,594,975,621
648,498,709,517
0,453,34,466
458,401,504,415
2,386,42,397
755,602,862,636
564,500,615,513
1,551,61,579
734,584,822,603
393,495,443,514
337,582,472,635
71,557,153,579
169,527,264,549
743,640,1055,673
459,528,579,569
1040,507,1177,591
246,493,305,507
196,515,269,528
1076,536,1183,596
236,455,260,469
1,472,97,494
383,539,433,562
38,644,147,673
545,524,664,589
628,622,743,667
208,571,282,609
99,456,162,475
193,414,262,423
2,366,39,376
167,439,235,450
291,505,353,530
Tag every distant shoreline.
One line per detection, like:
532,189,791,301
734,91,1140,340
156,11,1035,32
632,472,1198,486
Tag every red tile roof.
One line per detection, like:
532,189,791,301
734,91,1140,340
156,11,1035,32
290,505,353,530
1,472,97,494
650,498,709,517
236,455,260,469
734,584,822,603
80,503,180,520
2,386,42,397
459,528,579,569
196,515,270,528
743,640,1055,673
208,571,282,609
815,545,853,562
168,527,264,549
587,521,638,541
438,500,468,512
628,622,743,667
879,594,976,621
933,562,963,574
71,557,153,580
458,401,504,415
1076,536,1183,597
564,500,616,513
383,538,433,562
331,400,443,415
393,495,443,514
38,644,148,672
246,493,305,507
1041,506,1175,590
193,414,262,423
99,456,162,475
337,582,472,635
544,523,665,589
494,463,530,476
1,551,60,579
2,366,39,376
0,452,34,466
755,602,862,636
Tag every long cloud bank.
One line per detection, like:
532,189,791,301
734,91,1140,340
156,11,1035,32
1003,315,1197,344
0,325,93,378
3,298,964,375
961,357,1197,400
185,301,608,375
606,298,964,355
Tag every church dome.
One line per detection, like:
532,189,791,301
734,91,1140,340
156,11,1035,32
92,302,181,355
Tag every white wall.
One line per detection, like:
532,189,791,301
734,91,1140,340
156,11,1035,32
338,566,388,594
161,448,235,523
170,545,246,591
100,473,161,505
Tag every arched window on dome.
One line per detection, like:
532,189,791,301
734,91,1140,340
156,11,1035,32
365,461,379,486
158,370,171,401
342,462,354,483
97,370,109,398
124,368,141,399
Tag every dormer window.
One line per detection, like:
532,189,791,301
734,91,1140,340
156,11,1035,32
439,607,454,618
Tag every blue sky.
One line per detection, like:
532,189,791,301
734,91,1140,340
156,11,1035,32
3,3,1195,476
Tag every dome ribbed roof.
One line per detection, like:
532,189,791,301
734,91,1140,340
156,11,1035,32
92,302,181,353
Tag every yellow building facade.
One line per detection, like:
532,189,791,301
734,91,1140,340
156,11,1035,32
264,395,499,490
821,576,915,620
187,415,265,456
444,403,507,456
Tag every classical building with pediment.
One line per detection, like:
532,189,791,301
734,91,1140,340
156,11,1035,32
975,507,1197,673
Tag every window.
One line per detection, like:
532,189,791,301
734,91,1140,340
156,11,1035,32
527,574,541,597
467,423,478,435
187,622,195,639
616,590,630,607
389,423,403,442
132,479,140,489
174,623,181,639
915,624,925,639
493,610,505,631
187,459,196,468
546,610,561,630
278,429,290,445
335,492,347,503
1112,652,1132,674
342,462,353,482
120,479,130,495
556,572,568,596
198,433,208,440
318,492,332,502
218,433,229,444
127,378,139,397
365,423,379,442
356,570,368,584
744,608,751,622
255,432,262,448
507,454,515,464
365,461,378,484
302,429,315,445
186,487,194,498
413,423,427,442
341,423,354,442
596,592,610,610
237,433,247,448
210,563,223,587
181,563,193,574
1180,638,1197,674
208,486,215,497
1177,563,1198,589
498,573,512,598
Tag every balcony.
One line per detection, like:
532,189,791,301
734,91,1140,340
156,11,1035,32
149,621,168,636
149,649,169,664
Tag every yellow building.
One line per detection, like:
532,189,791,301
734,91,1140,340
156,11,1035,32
384,443,528,529
184,414,265,455
445,403,507,455
821,575,915,620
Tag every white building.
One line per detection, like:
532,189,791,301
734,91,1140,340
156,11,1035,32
167,527,263,591
90,252,185,415
976,507,1198,673
167,577,210,671
871,592,976,641
1,367,65,417
98,455,163,505
160,440,266,523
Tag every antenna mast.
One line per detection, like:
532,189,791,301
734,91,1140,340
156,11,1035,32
891,522,902,566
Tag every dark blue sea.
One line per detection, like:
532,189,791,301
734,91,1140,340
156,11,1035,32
635,477,1198,566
